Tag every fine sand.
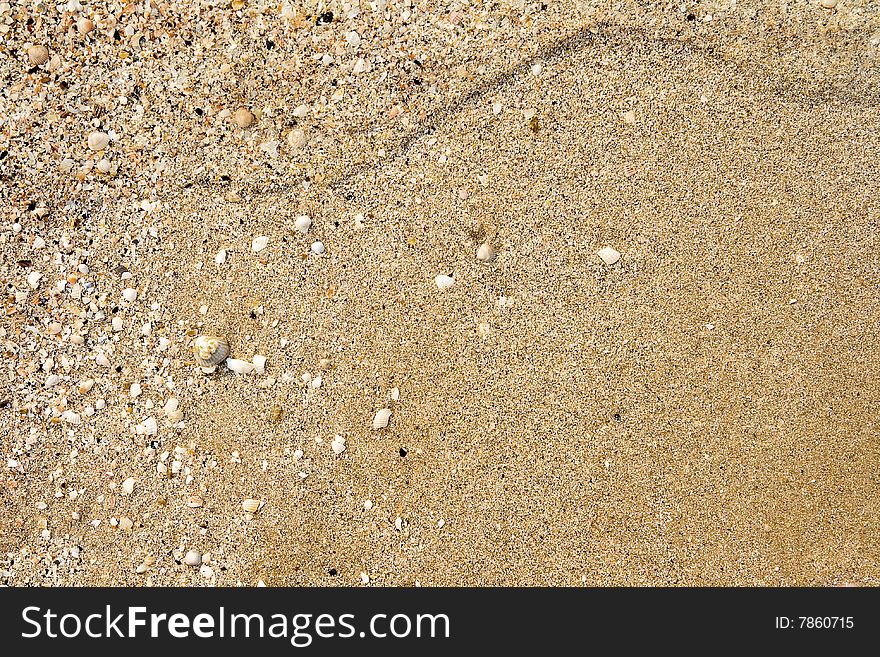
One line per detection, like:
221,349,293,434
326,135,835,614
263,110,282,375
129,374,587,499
1,1,879,586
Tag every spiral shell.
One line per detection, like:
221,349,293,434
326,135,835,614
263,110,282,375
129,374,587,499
192,335,230,367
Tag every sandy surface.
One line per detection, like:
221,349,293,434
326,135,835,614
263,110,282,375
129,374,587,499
2,1,879,586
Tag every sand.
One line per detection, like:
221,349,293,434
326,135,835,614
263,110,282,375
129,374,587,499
1,1,879,586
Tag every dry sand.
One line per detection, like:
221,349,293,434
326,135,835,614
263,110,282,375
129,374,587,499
1,1,879,586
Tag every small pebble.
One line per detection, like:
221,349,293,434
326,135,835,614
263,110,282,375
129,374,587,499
184,550,202,567
215,249,227,265
121,477,135,495
311,241,325,255
252,354,267,374
122,288,138,302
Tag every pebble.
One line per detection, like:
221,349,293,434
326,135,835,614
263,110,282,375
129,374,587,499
372,408,392,430
121,477,135,495
360,572,370,584
129,382,142,397
184,550,202,567
87,131,110,151
252,236,269,252
27,45,49,66
112,316,124,332
233,108,254,128
820,0,838,7
215,249,227,265
363,500,373,511
294,215,312,234
331,435,346,455
311,241,325,255
597,246,621,266
434,274,455,290
252,355,267,374
293,449,304,460
122,288,138,302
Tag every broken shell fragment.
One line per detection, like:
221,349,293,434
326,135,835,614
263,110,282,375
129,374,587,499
434,274,455,291
294,215,312,234
242,499,261,513
476,243,496,262
226,358,255,374
597,246,621,266
27,45,49,66
372,408,392,430
192,335,230,367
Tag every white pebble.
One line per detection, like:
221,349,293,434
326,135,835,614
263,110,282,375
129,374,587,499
122,288,137,302
252,236,269,253
163,398,179,415
293,449,304,461
394,517,403,531
112,316,124,332
252,354,267,374
597,246,621,266
95,353,111,367
331,435,346,455
372,408,392,430
531,62,543,75
215,249,227,265
26,271,43,289
310,241,325,255
121,477,135,495
434,274,455,291
141,417,158,435
129,383,142,398
363,500,373,511
184,550,202,567
294,215,312,234
226,358,255,374
360,572,370,584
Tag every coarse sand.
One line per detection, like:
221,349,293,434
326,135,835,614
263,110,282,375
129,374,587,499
1,1,879,586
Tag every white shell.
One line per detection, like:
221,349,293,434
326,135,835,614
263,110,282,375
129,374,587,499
184,550,202,567
476,243,496,262
87,131,110,151
294,215,312,233
311,241,325,255
226,358,255,374
242,499,260,513
121,477,135,495
597,246,621,266
252,236,269,252
434,274,455,290
215,249,227,265
372,408,392,430
27,271,43,288
192,335,230,367
252,354,267,374
122,288,138,302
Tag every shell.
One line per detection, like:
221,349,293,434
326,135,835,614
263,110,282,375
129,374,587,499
293,215,312,234
372,408,392,430
242,499,261,513
87,131,110,151
476,243,496,262
226,358,255,374
27,45,49,66
192,335,230,367
597,246,621,266
434,274,455,291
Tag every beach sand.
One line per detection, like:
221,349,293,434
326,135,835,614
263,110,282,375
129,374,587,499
1,1,879,586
